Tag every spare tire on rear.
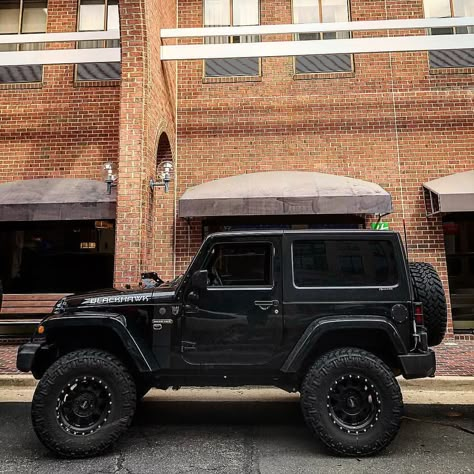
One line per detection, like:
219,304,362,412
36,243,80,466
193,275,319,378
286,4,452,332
409,262,447,347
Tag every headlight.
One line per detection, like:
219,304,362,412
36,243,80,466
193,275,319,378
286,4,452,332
52,297,67,314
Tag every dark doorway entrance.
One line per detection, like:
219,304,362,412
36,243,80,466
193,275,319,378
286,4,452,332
443,214,474,334
0,220,115,293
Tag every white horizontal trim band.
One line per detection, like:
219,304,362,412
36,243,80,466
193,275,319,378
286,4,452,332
161,33,474,60
0,48,121,66
161,17,474,38
0,30,120,45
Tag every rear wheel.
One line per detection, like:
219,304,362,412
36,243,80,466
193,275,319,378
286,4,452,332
31,349,136,458
301,348,403,456
409,262,447,347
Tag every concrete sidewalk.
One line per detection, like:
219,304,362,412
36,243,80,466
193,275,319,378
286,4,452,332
0,375,473,405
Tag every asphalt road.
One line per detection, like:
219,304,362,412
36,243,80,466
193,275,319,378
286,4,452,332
0,395,472,474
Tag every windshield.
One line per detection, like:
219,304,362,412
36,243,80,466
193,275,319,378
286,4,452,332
164,274,183,287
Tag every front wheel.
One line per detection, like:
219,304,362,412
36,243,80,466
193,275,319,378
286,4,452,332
301,348,403,456
31,349,137,458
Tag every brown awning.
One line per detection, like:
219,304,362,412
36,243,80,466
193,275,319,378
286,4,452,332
0,178,116,221
423,170,474,214
179,171,392,218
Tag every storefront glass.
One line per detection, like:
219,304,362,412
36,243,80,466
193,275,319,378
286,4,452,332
443,214,474,334
0,220,115,293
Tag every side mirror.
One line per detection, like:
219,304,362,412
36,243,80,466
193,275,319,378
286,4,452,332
191,270,208,291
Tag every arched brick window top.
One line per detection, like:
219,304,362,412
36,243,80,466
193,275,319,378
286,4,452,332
156,132,173,165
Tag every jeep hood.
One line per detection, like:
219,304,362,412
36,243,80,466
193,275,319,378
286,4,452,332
61,285,176,311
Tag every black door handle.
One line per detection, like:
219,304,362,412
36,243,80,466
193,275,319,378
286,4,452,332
254,300,279,310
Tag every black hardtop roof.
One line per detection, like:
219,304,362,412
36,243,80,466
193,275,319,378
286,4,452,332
206,229,399,239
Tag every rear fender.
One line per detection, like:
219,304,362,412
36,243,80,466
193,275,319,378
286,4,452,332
281,315,407,373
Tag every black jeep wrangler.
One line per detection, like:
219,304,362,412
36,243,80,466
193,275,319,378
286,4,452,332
17,230,447,458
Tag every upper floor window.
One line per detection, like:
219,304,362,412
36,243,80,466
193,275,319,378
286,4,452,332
424,0,474,69
0,0,48,83
204,0,260,77
76,0,121,81
293,0,352,74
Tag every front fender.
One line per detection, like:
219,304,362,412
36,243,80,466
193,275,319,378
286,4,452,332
281,315,408,373
42,312,159,372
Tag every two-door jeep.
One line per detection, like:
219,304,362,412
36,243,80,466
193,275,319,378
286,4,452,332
17,230,447,458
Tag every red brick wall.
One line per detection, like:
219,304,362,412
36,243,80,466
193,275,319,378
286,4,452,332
0,0,178,288
0,0,120,184
173,0,474,337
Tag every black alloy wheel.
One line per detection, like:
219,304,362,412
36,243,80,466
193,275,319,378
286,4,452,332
327,374,381,435
56,376,112,436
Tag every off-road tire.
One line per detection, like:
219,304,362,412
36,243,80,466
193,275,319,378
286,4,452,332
31,349,136,458
409,262,447,347
301,348,403,457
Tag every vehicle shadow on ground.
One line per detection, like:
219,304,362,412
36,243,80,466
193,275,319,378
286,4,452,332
136,399,303,425
135,399,474,430
0,401,472,473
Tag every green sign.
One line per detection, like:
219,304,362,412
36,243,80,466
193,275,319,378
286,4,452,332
371,222,389,231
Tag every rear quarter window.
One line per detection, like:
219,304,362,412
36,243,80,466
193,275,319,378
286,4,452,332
293,239,398,288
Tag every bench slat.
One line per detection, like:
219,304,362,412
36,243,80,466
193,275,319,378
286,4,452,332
2,301,59,308
1,307,54,314
3,294,69,302
0,319,41,324
0,293,71,317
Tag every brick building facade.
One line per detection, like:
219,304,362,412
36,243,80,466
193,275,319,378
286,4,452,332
0,0,472,373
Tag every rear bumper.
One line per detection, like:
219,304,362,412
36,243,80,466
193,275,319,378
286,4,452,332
399,349,436,379
16,342,43,373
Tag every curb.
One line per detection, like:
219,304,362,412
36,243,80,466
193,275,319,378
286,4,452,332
397,376,474,391
0,375,473,390
0,375,37,388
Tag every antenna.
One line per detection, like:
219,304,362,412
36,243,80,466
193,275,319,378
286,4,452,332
402,218,409,260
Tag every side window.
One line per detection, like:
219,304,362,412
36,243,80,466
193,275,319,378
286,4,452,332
293,239,398,287
206,242,272,286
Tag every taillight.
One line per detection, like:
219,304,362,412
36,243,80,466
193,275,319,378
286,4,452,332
414,303,424,325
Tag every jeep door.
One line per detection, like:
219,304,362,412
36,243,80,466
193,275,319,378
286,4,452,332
181,236,283,366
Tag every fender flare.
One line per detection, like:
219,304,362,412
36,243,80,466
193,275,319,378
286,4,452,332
280,315,407,373
43,312,159,372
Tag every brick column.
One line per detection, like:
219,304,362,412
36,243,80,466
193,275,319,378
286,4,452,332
114,0,176,287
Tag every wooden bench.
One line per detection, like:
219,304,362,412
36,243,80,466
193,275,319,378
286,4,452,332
0,294,71,338
0,294,70,317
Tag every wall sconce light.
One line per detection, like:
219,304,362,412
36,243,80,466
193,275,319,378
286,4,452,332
103,162,117,195
150,161,174,193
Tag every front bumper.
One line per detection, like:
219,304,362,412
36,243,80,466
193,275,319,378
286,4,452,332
399,349,436,379
16,342,43,373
